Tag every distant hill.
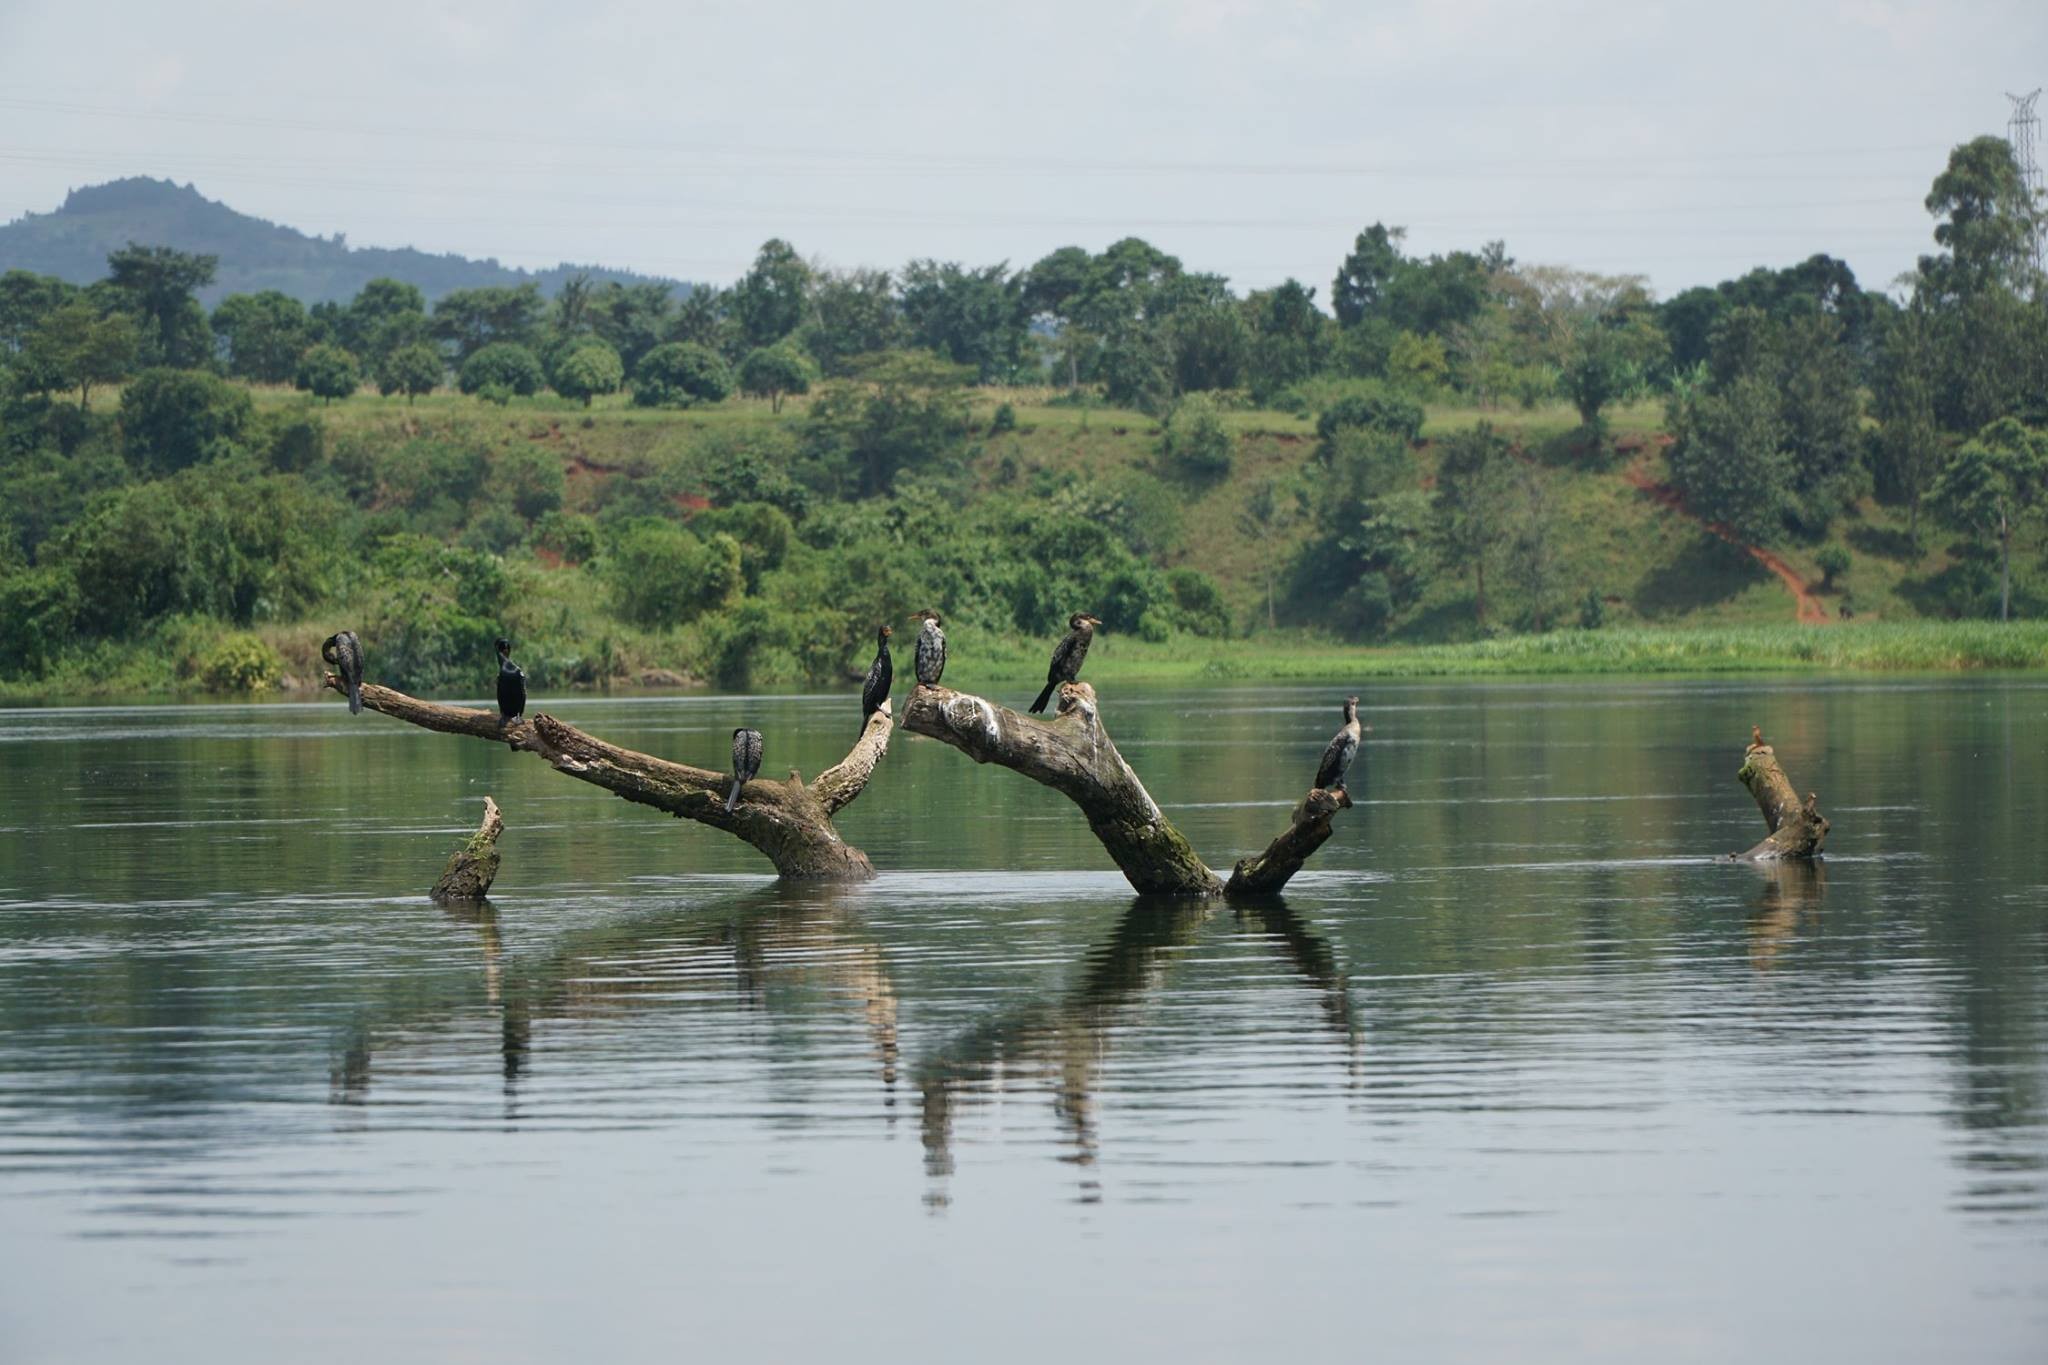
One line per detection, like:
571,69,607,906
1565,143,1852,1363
0,177,694,306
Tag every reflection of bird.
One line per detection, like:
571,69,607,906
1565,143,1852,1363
860,624,892,732
1314,696,1362,793
1029,613,1101,713
908,610,946,687
1750,725,1765,750
495,637,526,722
322,631,365,714
726,727,763,813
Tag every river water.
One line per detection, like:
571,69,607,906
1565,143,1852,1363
1,678,2043,1362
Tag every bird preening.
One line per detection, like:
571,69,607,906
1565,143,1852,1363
908,610,946,688
726,727,763,813
1315,695,1362,794
1029,612,1101,714
496,637,526,723
321,631,364,715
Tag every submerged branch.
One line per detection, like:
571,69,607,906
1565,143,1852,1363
1227,788,1351,895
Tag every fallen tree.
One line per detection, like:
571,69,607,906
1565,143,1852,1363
326,678,891,881
1734,732,1829,860
901,681,1354,897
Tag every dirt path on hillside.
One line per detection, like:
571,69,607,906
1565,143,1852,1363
1622,460,1831,624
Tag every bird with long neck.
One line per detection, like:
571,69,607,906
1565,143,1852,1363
908,610,946,687
495,637,526,723
860,623,893,734
1029,612,1102,714
1314,695,1363,793
322,631,365,715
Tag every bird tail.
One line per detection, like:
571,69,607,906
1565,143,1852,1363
1028,680,1057,714
347,682,363,715
724,777,744,813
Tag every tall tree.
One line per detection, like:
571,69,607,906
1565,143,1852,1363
211,291,311,383
1430,424,1514,626
733,240,811,351
105,244,216,367
431,284,545,363
1918,136,2042,302
18,302,139,409
1332,223,1406,329
898,260,1024,382
1931,418,2048,621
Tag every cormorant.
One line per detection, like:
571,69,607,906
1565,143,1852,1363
496,637,526,723
1029,612,1102,714
1314,696,1362,793
321,630,365,714
908,610,946,687
725,727,763,813
861,624,893,732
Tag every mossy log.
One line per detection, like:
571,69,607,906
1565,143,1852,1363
431,796,503,902
326,676,891,882
1734,736,1829,860
901,681,1352,897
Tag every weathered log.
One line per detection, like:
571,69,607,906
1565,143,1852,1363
326,676,890,881
901,681,1352,897
431,796,503,902
903,681,1222,895
1227,788,1351,895
1734,736,1829,860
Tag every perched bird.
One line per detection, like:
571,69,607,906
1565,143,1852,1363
496,637,527,723
860,624,893,733
1750,725,1765,751
1314,695,1363,793
321,630,365,715
725,727,763,813
1029,612,1102,714
908,609,946,687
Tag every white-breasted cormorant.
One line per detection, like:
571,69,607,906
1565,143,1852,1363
726,727,763,813
322,631,365,714
908,610,946,687
1029,612,1102,713
496,637,526,723
861,624,893,732
1314,696,1362,793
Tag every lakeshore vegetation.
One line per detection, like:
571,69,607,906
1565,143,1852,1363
1,139,2044,700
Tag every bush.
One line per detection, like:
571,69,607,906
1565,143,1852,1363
602,520,743,628
552,341,624,406
990,401,1017,433
294,344,359,402
458,343,544,398
535,510,601,564
1161,394,1234,478
1315,385,1425,455
261,411,324,473
0,566,80,678
496,446,566,522
1167,568,1230,637
633,342,731,408
196,632,282,692
1816,544,1851,589
119,368,254,474
736,344,812,413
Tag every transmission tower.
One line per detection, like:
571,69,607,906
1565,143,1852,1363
2010,88,2043,277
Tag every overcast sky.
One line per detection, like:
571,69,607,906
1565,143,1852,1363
0,1,2041,299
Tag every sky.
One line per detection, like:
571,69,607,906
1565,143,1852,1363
0,0,2042,300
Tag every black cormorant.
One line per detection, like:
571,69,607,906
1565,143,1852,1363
496,637,526,723
321,630,365,714
1314,696,1362,793
726,727,763,813
1029,612,1102,713
908,610,946,687
860,624,893,732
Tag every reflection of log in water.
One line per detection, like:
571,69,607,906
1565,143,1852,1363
1745,858,1825,971
326,882,900,1106
918,896,1358,1200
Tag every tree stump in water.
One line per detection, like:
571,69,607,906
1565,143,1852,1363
1735,735,1829,860
432,796,503,902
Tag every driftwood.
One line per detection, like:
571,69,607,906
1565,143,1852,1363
901,681,1352,897
325,676,892,881
1734,735,1829,860
431,796,503,902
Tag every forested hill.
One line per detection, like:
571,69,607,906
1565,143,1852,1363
0,177,689,306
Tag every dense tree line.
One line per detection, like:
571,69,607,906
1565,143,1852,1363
0,136,2044,693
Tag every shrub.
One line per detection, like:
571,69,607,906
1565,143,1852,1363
458,343,544,397
1315,385,1425,455
0,566,80,678
1167,568,1230,638
633,342,732,408
534,510,601,564
552,342,625,406
1816,544,1851,589
294,344,359,402
377,343,444,402
603,521,743,627
990,401,1017,433
119,368,254,474
196,632,282,692
1161,394,1234,478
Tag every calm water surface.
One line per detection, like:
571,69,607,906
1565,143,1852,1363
1,677,2044,1362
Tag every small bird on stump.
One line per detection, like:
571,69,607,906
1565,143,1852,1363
1749,725,1765,751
